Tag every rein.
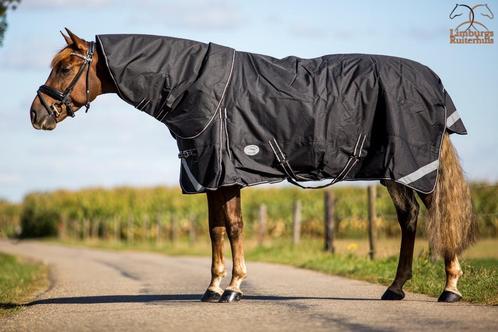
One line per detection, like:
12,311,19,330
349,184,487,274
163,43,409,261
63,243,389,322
37,41,95,121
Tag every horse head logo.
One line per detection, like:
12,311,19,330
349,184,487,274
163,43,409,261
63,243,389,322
450,3,494,32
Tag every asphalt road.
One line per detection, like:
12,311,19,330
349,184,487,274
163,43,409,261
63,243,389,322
0,240,496,332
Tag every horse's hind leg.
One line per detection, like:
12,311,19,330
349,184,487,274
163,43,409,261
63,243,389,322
439,255,463,302
201,190,228,302
418,192,463,302
219,186,247,303
381,180,419,300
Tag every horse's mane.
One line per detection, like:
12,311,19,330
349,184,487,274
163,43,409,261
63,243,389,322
51,46,73,68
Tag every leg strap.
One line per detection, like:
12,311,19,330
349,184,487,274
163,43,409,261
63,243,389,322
268,134,366,189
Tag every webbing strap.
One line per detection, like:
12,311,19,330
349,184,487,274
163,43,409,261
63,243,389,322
268,134,366,189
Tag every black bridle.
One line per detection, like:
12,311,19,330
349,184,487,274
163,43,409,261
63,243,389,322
37,41,95,121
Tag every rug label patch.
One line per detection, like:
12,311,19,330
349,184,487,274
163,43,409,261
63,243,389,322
244,145,260,156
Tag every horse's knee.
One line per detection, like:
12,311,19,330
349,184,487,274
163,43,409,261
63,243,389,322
210,226,225,242
227,220,244,239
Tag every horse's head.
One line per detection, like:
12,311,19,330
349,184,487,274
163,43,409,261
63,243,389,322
475,4,494,20
30,29,97,130
449,4,476,32
449,4,468,20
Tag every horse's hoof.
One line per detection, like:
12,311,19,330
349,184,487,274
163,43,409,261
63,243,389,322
201,289,222,303
438,290,462,303
381,288,405,300
219,289,242,303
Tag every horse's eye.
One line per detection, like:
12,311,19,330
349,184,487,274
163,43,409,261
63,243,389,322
60,66,71,74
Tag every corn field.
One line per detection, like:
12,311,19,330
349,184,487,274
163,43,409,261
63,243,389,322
0,183,496,240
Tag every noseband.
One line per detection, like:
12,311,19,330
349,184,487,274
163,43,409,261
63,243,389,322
37,42,95,121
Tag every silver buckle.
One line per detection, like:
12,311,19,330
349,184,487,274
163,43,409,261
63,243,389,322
178,149,197,159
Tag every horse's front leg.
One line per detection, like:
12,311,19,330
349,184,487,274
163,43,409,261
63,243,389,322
201,190,228,302
219,186,247,303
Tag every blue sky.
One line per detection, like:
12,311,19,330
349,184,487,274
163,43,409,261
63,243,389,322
0,0,497,202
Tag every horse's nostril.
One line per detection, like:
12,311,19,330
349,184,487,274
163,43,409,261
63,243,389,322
30,109,37,122
30,109,43,130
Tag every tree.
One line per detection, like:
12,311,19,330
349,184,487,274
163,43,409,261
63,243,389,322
0,0,20,47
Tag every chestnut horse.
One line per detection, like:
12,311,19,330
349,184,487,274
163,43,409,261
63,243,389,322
30,30,476,303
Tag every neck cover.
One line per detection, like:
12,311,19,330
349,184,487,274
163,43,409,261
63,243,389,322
97,34,467,194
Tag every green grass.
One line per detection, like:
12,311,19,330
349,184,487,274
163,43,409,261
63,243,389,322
52,237,498,305
246,239,498,305
0,253,48,316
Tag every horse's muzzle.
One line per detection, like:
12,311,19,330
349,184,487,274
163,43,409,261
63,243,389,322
31,109,56,130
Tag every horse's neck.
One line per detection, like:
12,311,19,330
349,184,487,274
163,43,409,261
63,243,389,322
95,46,117,96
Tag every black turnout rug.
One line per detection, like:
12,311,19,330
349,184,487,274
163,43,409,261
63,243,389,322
97,34,467,194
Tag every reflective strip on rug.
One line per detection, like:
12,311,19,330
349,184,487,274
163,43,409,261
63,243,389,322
446,110,461,128
181,158,205,192
397,160,439,185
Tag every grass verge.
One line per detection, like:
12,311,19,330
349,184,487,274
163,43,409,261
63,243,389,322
246,240,498,305
52,237,497,305
0,253,48,317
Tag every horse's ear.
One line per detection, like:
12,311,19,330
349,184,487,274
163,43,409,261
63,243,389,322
65,28,86,50
60,30,72,45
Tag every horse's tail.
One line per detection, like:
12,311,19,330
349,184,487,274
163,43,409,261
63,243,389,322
426,134,477,258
